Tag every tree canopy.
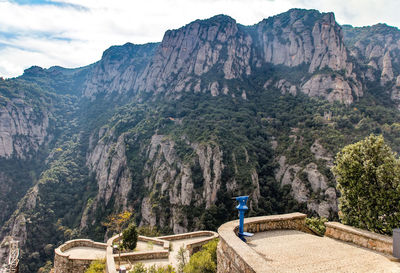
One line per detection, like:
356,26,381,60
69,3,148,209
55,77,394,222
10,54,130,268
332,134,400,235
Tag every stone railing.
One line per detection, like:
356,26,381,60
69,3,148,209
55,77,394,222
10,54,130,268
158,231,219,255
105,234,171,273
106,234,118,273
54,239,107,273
217,212,308,273
325,222,393,255
134,235,169,250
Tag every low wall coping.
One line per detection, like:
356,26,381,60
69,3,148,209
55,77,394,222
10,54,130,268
325,222,392,244
157,230,218,241
106,245,116,273
113,249,169,258
137,235,169,249
55,239,107,261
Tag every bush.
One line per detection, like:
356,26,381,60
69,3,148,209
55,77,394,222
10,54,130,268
122,223,138,250
130,263,176,273
183,239,218,273
85,259,106,273
305,217,328,235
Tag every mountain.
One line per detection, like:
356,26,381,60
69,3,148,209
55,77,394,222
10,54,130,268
1,8,400,272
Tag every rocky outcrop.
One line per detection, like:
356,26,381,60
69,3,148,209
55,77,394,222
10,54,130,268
381,51,394,85
83,43,159,99
343,23,400,104
141,135,225,232
301,74,362,105
0,99,49,159
256,9,348,73
84,129,133,222
83,131,230,233
133,15,252,96
275,152,338,218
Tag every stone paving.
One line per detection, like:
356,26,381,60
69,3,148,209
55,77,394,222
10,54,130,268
248,230,400,273
63,246,106,260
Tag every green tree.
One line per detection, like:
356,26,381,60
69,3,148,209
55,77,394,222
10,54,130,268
122,223,138,250
332,134,400,235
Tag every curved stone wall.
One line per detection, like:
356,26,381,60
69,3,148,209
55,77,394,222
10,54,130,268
54,239,107,273
217,212,308,273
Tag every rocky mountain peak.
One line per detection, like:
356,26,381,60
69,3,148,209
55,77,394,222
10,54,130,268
256,8,347,72
79,9,366,103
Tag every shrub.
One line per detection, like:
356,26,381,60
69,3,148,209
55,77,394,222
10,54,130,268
306,217,328,235
85,259,106,273
183,239,218,273
122,223,138,250
130,263,176,273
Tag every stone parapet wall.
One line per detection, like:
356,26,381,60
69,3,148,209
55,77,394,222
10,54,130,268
113,250,169,262
158,231,217,241
217,212,308,273
136,236,169,250
106,235,118,273
158,231,218,256
54,239,107,273
325,222,392,255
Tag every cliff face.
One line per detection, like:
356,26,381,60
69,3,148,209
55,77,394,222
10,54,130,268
0,97,49,159
256,9,362,104
82,131,255,234
83,43,159,99
255,10,347,72
133,15,252,95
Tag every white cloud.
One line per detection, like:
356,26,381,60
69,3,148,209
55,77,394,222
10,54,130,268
0,0,400,78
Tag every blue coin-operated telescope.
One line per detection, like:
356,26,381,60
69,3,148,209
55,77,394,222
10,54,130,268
235,196,254,242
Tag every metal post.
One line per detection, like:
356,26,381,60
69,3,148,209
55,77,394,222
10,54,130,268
235,196,253,242
393,228,400,258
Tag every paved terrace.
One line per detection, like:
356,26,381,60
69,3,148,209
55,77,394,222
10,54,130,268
249,230,399,273
63,246,106,260
217,213,400,273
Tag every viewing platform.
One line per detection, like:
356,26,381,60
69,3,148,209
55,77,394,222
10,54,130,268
54,231,218,273
217,213,400,273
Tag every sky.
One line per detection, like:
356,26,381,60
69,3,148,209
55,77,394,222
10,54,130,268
0,0,400,78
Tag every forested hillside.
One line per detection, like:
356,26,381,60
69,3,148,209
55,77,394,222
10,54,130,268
1,8,400,272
